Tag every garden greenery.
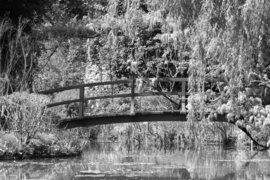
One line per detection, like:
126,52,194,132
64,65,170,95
0,92,50,144
2,0,270,150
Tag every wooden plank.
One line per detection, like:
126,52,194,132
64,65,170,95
83,92,189,101
38,86,80,95
135,91,186,97
130,74,135,114
78,87,84,118
38,79,132,94
38,78,188,95
157,77,188,82
84,93,133,101
83,79,132,87
181,81,186,112
48,91,189,108
58,113,228,129
47,99,80,107
58,111,189,129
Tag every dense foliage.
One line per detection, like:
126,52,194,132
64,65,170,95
0,18,38,95
87,0,270,148
0,0,51,26
2,0,270,151
84,0,270,148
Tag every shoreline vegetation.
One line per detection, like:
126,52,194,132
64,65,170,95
0,92,86,161
0,125,257,161
0,134,255,161
0,131,85,161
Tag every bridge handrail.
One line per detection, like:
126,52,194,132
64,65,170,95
46,92,188,107
38,79,132,94
38,76,189,118
38,77,188,94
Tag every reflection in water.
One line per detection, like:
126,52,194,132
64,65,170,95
0,143,270,180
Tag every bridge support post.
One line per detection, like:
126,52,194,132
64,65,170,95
130,73,135,114
79,87,84,118
181,81,186,112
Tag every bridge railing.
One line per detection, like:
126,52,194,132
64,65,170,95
38,76,189,118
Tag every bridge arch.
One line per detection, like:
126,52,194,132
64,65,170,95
38,76,227,129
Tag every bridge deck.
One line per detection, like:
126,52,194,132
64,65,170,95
59,111,227,129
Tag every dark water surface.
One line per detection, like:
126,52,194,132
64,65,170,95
1,143,270,180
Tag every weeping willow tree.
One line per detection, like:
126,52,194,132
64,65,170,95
92,0,270,148
187,0,270,149
159,0,270,148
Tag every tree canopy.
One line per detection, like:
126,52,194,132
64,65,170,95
0,0,51,25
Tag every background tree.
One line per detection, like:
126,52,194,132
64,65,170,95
0,0,53,95
33,0,108,91
0,18,38,95
0,0,51,26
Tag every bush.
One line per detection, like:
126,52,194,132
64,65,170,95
35,133,58,146
0,132,19,152
0,92,50,145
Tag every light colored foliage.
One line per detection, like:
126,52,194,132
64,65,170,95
0,92,50,144
93,0,270,147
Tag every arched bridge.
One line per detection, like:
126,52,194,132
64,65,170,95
38,76,227,129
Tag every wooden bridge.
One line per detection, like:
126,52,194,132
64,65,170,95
38,76,227,129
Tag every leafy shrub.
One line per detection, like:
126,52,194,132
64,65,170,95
35,132,58,146
0,132,19,152
0,92,50,144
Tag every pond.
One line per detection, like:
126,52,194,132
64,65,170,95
0,143,270,180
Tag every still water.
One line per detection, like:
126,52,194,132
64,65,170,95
0,143,270,180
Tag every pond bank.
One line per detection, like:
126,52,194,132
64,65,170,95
0,131,86,161
0,151,81,161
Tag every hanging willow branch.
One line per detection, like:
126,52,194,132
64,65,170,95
229,121,269,150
